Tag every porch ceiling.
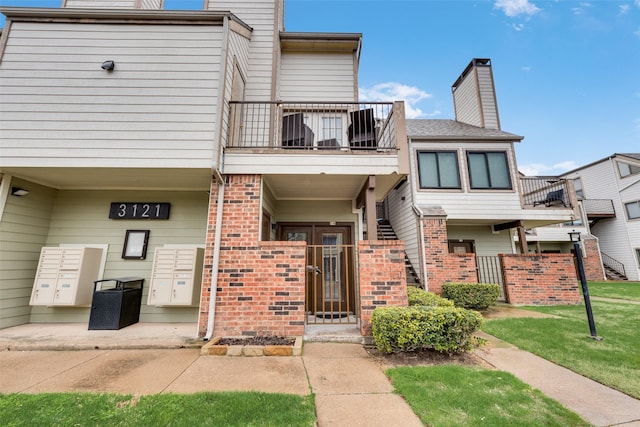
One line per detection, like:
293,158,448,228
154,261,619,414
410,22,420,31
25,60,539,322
264,174,403,201
3,167,212,191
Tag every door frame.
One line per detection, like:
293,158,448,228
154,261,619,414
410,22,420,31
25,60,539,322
277,222,356,322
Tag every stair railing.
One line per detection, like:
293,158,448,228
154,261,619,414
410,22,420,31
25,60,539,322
601,252,626,279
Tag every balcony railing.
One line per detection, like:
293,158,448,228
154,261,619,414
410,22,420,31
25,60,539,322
583,199,616,218
520,177,572,209
227,101,397,151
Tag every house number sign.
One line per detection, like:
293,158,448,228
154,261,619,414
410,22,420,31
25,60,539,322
109,202,170,219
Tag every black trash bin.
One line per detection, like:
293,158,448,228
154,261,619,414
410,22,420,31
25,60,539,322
88,277,144,330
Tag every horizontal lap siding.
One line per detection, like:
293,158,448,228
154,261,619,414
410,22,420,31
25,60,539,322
453,71,481,127
28,189,209,323
386,180,421,278
0,178,57,329
210,0,278,101
0,22,222,168
280,53,356,101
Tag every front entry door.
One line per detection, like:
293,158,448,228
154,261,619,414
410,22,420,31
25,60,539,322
280,225,355,322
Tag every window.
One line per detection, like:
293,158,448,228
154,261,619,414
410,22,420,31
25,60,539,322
636,249,640,267
321,116,343,144
417,151,461,189
618,161,640,178
467,151,512,189
573,178,584,199
625,201,640,219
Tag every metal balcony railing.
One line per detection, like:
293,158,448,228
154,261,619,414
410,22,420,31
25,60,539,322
519,177,572,209
583,199,616,218
227,101,397,151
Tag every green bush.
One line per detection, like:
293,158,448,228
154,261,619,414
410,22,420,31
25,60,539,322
371,306,483,354
407,286,454,307
441,283,501,310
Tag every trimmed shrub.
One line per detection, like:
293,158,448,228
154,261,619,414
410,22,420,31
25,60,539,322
407,286,454,307
442,282,501,310
371,306,483,354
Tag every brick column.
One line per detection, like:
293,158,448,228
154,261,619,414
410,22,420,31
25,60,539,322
358,240,408,336
199,175,306,338
581,237,605,281
421,216,477,294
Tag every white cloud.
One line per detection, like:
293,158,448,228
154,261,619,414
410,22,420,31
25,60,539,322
512,23,525,31
494,0,541,17
619,4,630,15
359,82,435,119
519,161,578,176
636,0,640,7
521,65,532,72
635,28,640,38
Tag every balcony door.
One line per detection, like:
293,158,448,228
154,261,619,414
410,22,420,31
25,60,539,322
279,224,356,323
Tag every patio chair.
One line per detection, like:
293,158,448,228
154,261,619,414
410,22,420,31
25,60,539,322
533,189,566,207
347,108,377,149
282,113,314,148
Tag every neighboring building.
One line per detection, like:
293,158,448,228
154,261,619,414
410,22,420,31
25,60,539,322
559,154,640,281
383,59,583,303
0,0,408,337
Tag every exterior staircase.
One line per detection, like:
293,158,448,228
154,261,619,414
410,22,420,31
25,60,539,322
601,252,628,281
376,220,421,287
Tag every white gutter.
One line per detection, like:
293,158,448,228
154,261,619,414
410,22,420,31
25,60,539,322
205,173,225,341
412,204,428,291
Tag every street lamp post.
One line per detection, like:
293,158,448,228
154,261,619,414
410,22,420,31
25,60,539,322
568,231,602,340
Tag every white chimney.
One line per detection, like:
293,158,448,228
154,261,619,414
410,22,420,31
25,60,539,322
452,58,501,130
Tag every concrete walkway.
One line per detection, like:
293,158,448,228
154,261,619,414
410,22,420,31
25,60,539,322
476,332,640,427
0,341,422,427
2,320,640,426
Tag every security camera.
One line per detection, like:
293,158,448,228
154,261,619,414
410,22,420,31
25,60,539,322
101,60,115,71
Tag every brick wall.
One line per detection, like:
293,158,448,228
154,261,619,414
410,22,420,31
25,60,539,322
359,240,408,335
199,175,306,338
499,254,580,305
421,216,478,294
581,238,605,282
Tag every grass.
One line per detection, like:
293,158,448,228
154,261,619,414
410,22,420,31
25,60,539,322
0,391,316,427
587,281,640,301
482,300,640,399
387,365,589,427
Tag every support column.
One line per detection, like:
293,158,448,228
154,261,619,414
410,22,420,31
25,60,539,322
356,175,377,240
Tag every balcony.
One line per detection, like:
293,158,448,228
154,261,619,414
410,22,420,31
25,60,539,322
520,177,573,209
227,101,400,151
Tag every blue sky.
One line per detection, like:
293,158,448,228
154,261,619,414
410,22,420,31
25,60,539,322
1,0,639,175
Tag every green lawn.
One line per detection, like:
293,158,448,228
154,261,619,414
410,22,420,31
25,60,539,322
388,365,589,427
0,391,316,427
588,281,640,301
483,300,640,399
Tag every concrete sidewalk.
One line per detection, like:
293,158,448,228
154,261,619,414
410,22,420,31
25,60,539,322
0,342,422,427
476,332,640,427
2,321,640,426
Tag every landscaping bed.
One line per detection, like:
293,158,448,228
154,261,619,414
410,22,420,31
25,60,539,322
201,336,302,357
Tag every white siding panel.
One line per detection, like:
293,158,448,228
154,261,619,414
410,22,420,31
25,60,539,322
453,70,481,127
280,52,356,102
0,22,223,169
209,0,278,101
64,0,137,8
386,180,421,279
447,225,514,255
476,67,499,129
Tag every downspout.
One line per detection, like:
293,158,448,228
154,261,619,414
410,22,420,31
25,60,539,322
412,204,428,291
205,15,230,341
205,173,225,341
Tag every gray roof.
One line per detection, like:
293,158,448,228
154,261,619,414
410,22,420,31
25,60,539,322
406,119,523,141
561,153,640,175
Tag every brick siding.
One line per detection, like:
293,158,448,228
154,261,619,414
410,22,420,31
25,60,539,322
499,254,580,305
358,240,408,335
421,216,477,294
199,175,305,338
581,238,605,282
